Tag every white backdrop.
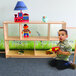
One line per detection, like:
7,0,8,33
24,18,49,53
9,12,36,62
0,0,76,40
0,0,76,26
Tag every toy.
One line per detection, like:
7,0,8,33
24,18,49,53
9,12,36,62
3,21,67,58
22,24,31,38
42,16,48,22
18,50,24,55
46,47,60,54
14,12,29,22
14,1,29,22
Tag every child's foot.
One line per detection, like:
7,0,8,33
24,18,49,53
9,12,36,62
70,63,76,69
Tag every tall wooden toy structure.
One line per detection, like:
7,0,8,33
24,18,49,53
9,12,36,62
2,21,66,58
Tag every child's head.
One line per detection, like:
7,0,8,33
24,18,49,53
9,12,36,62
58,29,68,42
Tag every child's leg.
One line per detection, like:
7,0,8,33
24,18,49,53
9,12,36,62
56,60,70,70
48,59,58,67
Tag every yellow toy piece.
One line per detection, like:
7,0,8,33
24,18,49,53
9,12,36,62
46,49,55,54
55,48,59,51
48,49,52,52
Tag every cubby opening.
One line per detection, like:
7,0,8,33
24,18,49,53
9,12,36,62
3,21,66,58
8,24,19,36
6,41,35,58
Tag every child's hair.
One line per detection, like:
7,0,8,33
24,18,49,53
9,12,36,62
59,29,68,35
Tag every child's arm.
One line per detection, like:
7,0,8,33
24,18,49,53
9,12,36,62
57,41,72,56
57,49,71,56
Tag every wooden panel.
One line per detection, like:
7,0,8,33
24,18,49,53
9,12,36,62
34,41,36,56
3,24,8,40
3,21,66,58
3,21,66,24
0,26,4,29
5,36,20,40
19,23,22,40
73,42,76,64
5,36,59,41
0,51,5,53
6,50,56,58
62,23,66,29
22,36,48,41
5,36,48,41
35,50,56,58
4,41,9,58
48,23,50,40
66,27,76,29
50,37,59,41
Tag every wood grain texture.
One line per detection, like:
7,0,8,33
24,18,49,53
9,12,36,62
6,50,56,58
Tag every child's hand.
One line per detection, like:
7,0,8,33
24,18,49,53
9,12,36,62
57,50,63,55
57,50,71,56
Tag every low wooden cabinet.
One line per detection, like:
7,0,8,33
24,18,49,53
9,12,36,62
3,21,66,58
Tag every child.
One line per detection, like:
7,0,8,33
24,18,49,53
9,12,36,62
49,29,76,70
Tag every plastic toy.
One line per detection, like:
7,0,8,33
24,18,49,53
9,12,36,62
18,50,24,55
42,16,48,22
46,47,60,54
22,24,31,38
14,1,29,22
14,12,29,22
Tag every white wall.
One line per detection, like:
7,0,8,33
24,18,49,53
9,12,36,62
0,0,76,26
0,0,76,40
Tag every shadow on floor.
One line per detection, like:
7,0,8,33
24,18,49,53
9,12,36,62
0,53,5,58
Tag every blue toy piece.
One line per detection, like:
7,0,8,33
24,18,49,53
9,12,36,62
24,33,29,37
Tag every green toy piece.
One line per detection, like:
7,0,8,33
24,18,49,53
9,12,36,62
18,50,24,55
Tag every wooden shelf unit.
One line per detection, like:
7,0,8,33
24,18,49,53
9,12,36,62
3,21,66,58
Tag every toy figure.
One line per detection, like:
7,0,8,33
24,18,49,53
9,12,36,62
46,47,60,54
42,16,48,22
22,24,31,38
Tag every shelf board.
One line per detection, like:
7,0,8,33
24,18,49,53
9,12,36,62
50,37,59,41
22,36,48,41
0,51,5,53
6,50,34,58
0,26,4,29
5,36,20,40
35,50,56,58
3,21,66,24
6,50,56,58
5,36,59,41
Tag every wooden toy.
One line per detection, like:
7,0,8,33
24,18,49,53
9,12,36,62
2,21,66,58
